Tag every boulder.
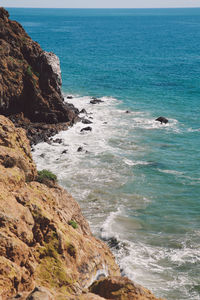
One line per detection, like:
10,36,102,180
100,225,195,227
90,98,104,104
79,109,87,114
80,126,92,132
77,147,84,152
52,138,62,144
26,286,54,300
89,276,164,300
82,119,93,125
61,149,68,154
155,117,168,124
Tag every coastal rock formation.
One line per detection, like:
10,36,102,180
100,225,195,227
0,116,163,300
0,7,164,300
0,115,120,299
0,7,79,144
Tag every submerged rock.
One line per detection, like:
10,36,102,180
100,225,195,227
90,98,104,104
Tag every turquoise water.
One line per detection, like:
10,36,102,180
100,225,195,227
8,8,200,299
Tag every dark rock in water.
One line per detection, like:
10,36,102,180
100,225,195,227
53,138,62,144
67,96,73,99
107,237,120,250
90,98,104,104
82,118,93,124
61,149,68,154
80,127,92,132
125,110,131,114
79,109,87,114
77,147,83,152
155,116,168,124
103,122,107,124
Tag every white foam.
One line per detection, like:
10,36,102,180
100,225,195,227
158,169,184,176
32,94,198,300
124,159,151,166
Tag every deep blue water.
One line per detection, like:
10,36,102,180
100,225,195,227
8,8,200,299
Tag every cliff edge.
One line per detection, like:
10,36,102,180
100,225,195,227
0,7,79,145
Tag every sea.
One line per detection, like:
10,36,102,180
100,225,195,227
8,7,200,299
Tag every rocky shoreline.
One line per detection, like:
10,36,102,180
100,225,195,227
0,7,164,299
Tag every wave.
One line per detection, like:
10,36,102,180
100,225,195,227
101,208,200,300
32,93,200,300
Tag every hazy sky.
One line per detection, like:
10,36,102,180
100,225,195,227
2,0,200,8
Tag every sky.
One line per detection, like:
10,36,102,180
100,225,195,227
2,0,200,8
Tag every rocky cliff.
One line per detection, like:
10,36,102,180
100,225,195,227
0,7,164,300
0,7,79,145
0,115,163,300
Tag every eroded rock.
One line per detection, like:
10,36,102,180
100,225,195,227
89,276,164,300
0,7,79,144
0,116,120,299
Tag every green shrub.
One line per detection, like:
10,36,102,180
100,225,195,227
68,220,78,229
26,65,33,77
37,169,57,183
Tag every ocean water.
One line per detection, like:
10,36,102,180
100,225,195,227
8,8,200,299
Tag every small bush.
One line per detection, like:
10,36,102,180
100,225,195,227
26,65,33,77
68,220,78,229
37,169,57,183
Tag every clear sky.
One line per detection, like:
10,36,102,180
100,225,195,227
2,0,200,8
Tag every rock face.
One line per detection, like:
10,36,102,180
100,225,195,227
0,7,79,144
0,115,120,299
0,117,163,300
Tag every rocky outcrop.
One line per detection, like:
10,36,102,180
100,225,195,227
0,115,120,299
0,7,79,144
89,276,163,300
0,116,163,300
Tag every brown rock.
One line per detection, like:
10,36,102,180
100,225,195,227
0,116,120,299
26,286,54,300
89,276,164,300
0,7,79,144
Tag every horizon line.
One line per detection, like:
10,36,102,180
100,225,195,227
4,6,200,9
